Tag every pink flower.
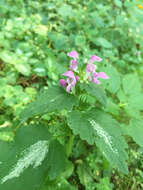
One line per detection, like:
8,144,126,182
67,51,78,59
59,79,67,88
86,54,109,84
86,63,97,73
89,55,102,63
59,70,79,92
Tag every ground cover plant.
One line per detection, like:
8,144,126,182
0,0,143,189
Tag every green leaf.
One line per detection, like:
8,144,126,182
67,111,95,145
15,63,31,76
75,35,86,46
96,177,112,190
0,124,51,190
125,105,141,120
114,0,122,8
122,74,141,95
125,119,143,147
102,65,121,93
41,178,77,190
58,4,74,17
77,164,93,188
68,110,128,173
88,110,128,174
62,160,74,179
96,38,112,48
80,83,107,106
47,140,66,180
128,93,143,111
104,98,120,116
20,86,77,122
0,125,67,190
0,131,14,142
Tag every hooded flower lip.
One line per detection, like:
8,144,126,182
67,51,78,59
86,63,97,73
63,70,75,79
89,55,102,63
96,72,109,79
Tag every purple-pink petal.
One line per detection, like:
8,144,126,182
59,79,67,87
75,76,80,81
67,51,78,59
70,60,78,71
86,63,96,73
97,72,109,79
90,55,102,63
92,77,101,84
63,70,75,79
66,84,72,92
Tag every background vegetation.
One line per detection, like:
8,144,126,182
0,0,143,189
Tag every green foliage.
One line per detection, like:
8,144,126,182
96,177,112,190
122,73,141,95
68,109,128,173
0,125,67,190
67,111,95,145
0,0,143,189
102,65,121,94
80,83,107,106
20,86,77,122
47,140,66,180
125,119,143,147
88,110,128,174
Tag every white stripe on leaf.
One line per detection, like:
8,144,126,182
1,140,49,184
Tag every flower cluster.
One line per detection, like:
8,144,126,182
86,55,109,84
59,51,79,93
59,51,109,92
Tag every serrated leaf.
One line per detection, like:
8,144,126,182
122,74,141,95
80,83,107,106
0,125,67,190
20,86,77,122
125,119,143,147
67,111,95,145
68,110,128,173
88,110,128,174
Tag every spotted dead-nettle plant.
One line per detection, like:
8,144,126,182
0,50,129,190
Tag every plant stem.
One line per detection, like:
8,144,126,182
66,134,74,157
